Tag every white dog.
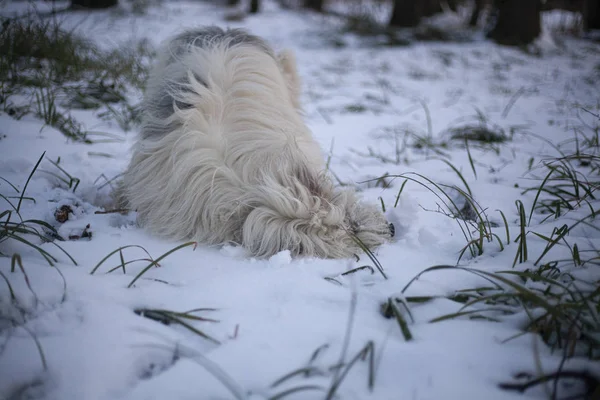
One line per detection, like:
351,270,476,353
121,27,392,258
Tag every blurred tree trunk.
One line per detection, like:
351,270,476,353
422,0,442,17
228,0,240,7
389,0,422,27
469,0,484,26
71,0,117,8
488,0,541,45
304,0,323,11
583,0,600,30
249,0,260,13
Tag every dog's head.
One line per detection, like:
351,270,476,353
241,172,393,259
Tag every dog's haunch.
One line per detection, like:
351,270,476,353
121,26,392,258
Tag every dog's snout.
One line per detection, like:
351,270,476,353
389,223,395,237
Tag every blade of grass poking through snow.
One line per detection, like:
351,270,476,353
429,307,505,323
6,220,77,266
350,234,387,279
393,179,408,208
502,87,525,118
119,249,126,274
0,195,21,220
8,233,58,266
0,270,16,300
106,258,155,274
326,341,376,399
401,265,504,294
532,225,570,266
387,173,475,255
325,137,335,171
52,264,68,303
386,298,413,341
329,290,357,397
20,219,77,265
512,200,528,268
270,367,325,388
439,159,472,197
20,324,48,371
0,177,20,193
90,245,156,275
16,152,45,214
497,209,510,244
464,138,477,179
527,167,555,226
134,308,220,344
43,157,81,192
419,99,433,140
128,242,197,288
11,254,38,304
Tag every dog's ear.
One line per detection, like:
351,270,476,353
277,50,302,111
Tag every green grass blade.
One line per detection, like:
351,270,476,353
17,152,45,214
128,242,197,288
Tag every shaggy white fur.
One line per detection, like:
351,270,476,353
121,27,392,258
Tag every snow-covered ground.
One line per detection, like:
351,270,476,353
1,1,599,399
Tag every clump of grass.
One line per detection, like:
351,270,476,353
0,152,77,266
396,144,600,398
402,262,600,360
522,154,599,224
447,124,508,144
444,109,510,148
0,15,154,141
387,168,505,262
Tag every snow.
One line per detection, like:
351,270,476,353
1,1,599,399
